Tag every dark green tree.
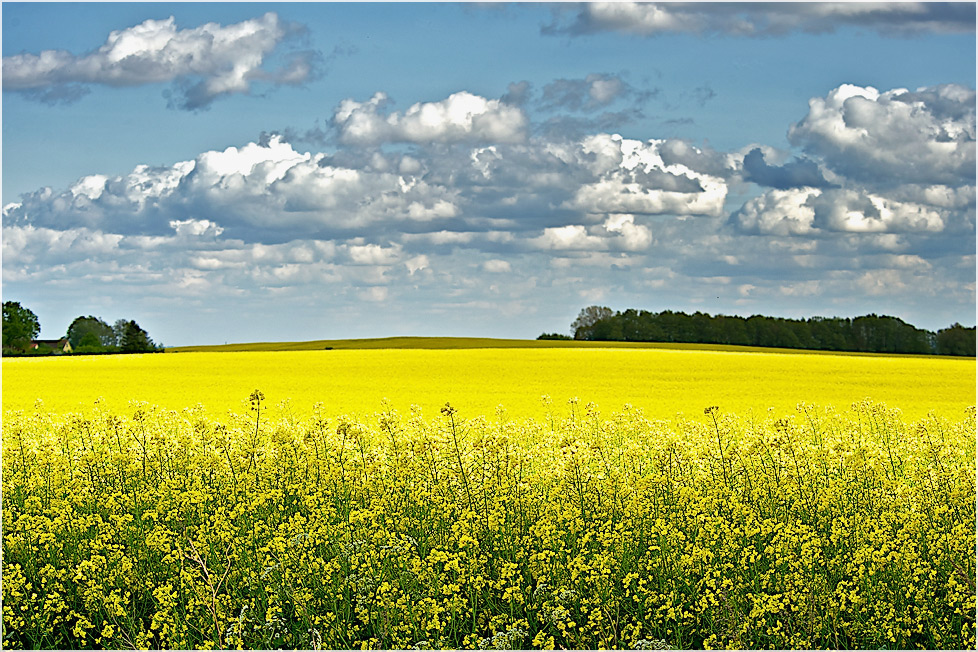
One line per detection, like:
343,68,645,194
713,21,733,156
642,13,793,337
537,333,572,340
2,301,40,351
120,320,156,353
112,319,129,347
78,332,101,348
571,306,615,340
562,305,963,355
66,315,115,349
937,323,977,356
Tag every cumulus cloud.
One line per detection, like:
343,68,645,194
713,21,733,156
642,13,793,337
734,83,976,243
170,218,224,238
530,224,603,251
526,214,652,253
7,84,971,255
809,189,947,233
544,2,976,38
482,259,512,273
333,91,528,145
2,224,124,265
731,188,817,236
788,83,975,187
657,140,738,178
733,186,956,236
405,255,430,275
602,214,654,251
4,124,737,264
565,134,730,217
742,148,833,189
5,79,975,343
2,13,319,109
4,136,468,241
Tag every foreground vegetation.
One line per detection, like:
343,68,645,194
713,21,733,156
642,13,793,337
3,396,974,649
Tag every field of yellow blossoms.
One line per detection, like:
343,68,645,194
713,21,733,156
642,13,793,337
2,347,975,649
1,398,974,647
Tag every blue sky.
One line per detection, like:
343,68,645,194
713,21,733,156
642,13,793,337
2,2,975,346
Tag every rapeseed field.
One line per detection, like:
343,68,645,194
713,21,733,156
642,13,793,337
2,346,974,419
2,347,975,649
2,396,975,648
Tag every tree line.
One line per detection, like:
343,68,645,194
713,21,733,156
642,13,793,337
2,301,162,355
542,305,976,356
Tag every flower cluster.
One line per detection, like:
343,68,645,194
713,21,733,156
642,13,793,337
2,397,974,649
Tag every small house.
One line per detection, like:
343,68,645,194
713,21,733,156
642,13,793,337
30,338,73,354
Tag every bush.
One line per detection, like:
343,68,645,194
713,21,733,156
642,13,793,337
537,333,572,340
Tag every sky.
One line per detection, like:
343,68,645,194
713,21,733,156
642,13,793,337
2,2,976,347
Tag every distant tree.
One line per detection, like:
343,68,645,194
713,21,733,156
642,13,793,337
937,323,976,356
590,316,623,340
67,315,115,349
571,306,615,340
120,320,156,353
112,319,129,347
2,301,40,351
73,331,108,353
563,304,970,355
537,333,572,340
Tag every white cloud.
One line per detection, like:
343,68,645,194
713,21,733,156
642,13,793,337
527,217,651,253
347,243,402,266
732,84,975,242
530,225,601,251
482,259,512,273
169,218,224,238
193,137,310,182
788,83,976,187
2,13,317,109
70,175,109,200
546,2,976,37
405,254,430,275
406,199,459,221
732,188,817,236
6,135,469,238
735,186,952,236
602,214,653,251
810,190,946,233
2,224,123,264
566,134,728,217
333,91,528,145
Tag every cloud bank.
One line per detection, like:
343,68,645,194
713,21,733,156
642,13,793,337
2,12,319,109
4,83,974,341
733,83,976,238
